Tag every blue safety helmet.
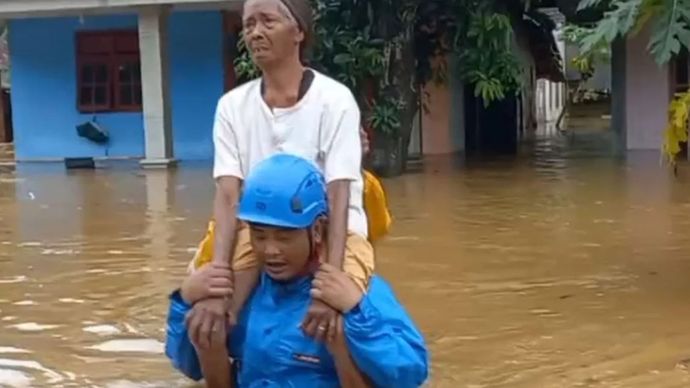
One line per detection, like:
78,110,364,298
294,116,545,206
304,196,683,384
237,154,328,229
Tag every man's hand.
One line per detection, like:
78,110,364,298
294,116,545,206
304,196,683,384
302,298,339,343
185,297,233,351
327,315,374,388
310,263,364,313
181,262,233,304
325,315,348,358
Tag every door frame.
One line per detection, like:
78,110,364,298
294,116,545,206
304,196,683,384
222,10,242,92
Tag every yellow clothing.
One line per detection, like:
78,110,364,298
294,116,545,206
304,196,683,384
363,170,392,242
189,221,375,291
190,170,391,290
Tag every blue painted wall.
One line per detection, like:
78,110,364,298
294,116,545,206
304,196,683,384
9,11,223,161
168,11,223,160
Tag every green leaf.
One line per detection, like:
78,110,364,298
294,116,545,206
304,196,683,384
647,0,690,65
333,53,353,65
677,26,690,47
578,0,605,11
619,0,644,33
578,0,642,56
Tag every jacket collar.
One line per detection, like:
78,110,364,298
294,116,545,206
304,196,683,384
261,272,313,302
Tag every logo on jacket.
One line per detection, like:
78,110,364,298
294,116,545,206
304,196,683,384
292,353,321,365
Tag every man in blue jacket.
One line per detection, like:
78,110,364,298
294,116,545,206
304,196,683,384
165,154,429,387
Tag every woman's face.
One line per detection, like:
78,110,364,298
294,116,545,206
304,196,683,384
249,220,324,281
242,0,304,68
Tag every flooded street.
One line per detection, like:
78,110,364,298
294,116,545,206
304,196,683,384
3,131,690,387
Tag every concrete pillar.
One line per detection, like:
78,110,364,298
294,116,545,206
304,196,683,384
624,26,670,150
0,90,8,143
138,6,175,168
610,38,627,156
408,109,422,157
448,55,465,152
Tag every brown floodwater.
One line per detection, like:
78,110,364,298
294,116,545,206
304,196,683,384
2,130,690,387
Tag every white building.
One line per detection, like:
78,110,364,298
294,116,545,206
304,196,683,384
534,7,567,126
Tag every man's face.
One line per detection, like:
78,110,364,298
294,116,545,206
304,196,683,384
242,0,304,67
249,220,323,281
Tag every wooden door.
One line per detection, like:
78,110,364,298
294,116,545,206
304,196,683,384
222,11,243,92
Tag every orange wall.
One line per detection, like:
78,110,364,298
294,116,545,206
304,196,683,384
421,80,455,155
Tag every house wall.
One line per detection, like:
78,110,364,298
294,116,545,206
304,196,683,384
535,29,566,125
414,55,465,155
512,21,537,131
536,78,566,123
9,10,223,160
610,37,626,154
421,80,454,154
624,26,670,150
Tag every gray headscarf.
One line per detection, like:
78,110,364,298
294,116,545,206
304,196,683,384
279,0,313,60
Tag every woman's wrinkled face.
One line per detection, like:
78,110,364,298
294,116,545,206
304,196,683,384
242,0,304,67
249,219,324,281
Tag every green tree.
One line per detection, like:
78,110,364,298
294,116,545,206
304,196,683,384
562,23,611,102
575,0,690,166
236,0,539,176
577,0,690,65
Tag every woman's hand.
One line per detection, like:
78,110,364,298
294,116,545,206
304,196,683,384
310,263,364,313
181,262,233,305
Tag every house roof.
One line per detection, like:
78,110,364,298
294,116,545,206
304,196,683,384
539,0,607,24
538,6,566,25
508,3,566,83
0,0,240,18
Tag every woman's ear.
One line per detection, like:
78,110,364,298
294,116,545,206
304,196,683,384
311,215,328,244
295,28,305,45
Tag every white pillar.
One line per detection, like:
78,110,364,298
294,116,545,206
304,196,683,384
625,26,670,150
138,6,175,168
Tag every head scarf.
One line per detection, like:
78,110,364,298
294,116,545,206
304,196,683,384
279,0,313,60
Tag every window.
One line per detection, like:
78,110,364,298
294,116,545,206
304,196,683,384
76,30,142,113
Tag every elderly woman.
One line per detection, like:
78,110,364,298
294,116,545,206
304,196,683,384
190,0,381,345
166,154,428,387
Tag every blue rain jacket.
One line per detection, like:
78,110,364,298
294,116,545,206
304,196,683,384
165,274,429,387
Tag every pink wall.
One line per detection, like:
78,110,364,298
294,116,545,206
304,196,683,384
625,27,670,150
421,81,454,154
